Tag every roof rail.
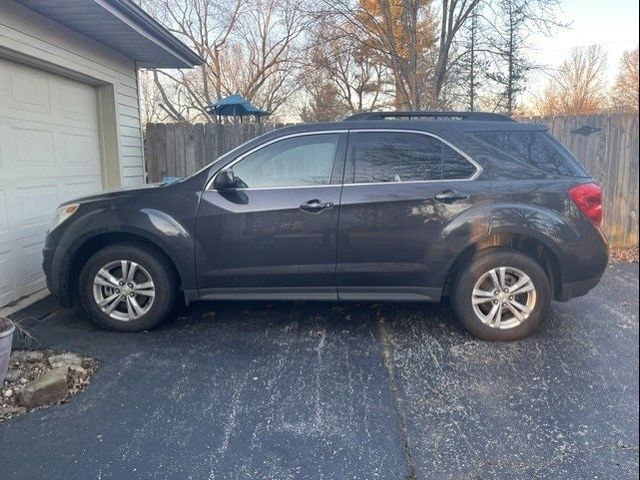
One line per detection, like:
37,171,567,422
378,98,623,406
343,111,515,122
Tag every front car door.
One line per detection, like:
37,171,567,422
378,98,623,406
336,129,490,301
195,131,347,300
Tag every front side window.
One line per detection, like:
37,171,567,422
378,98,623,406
347,131,477,184
231,134,340,188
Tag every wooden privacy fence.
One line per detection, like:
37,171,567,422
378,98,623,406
145,123,277,182
145,113,639,248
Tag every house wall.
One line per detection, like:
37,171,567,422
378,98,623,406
0,0,145,187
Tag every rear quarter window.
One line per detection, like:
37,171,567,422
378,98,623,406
472,131,588,177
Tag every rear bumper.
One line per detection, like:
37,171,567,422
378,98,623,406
555,221,609,302
557,272,605,302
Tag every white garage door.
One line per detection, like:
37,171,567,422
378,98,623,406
0,57,103,307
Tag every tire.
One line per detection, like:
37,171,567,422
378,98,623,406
79,244,177,332
451,248,551,341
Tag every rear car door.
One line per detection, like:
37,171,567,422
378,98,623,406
195,132,347,299
336,129,488,300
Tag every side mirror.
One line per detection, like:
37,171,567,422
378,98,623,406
213,168,236,190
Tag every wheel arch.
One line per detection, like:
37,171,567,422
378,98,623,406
67,232,183,306
443,232,563,300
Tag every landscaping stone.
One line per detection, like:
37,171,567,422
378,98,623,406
70,365,87,376
10,350,44,363
4,369,21,382
48,353,82,369
18,367,69,409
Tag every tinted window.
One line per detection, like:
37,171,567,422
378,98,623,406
232,134,339,188
348,132,476,183
472,131,587,177
442,144,478,179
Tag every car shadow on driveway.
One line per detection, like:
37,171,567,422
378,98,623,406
1,263,638,480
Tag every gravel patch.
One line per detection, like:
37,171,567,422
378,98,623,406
1,349,98,422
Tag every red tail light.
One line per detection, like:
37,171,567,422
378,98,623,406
569,183,603,226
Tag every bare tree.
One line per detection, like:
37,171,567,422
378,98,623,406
533,46,608,115
299,82,350,121
137,0,571,121
319,0,438,110
446,6,491,110
611,46,639,112
485,0,531,114
299,16,388,118
431,0,483,107
138,0,308,121
482,0,564,115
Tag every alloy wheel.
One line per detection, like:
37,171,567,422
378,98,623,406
92,260,156,321
471,266,537,330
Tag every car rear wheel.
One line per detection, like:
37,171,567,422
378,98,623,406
79,244,176,331
452,249,551,341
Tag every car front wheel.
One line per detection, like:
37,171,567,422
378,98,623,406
452,249,551,341
79,244,176,331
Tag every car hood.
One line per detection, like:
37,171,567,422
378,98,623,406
64,182,167,205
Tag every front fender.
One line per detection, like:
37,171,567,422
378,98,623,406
48,201,197,305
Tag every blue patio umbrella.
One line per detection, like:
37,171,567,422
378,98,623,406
205,94,271,120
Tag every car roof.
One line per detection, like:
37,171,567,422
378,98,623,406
272,119,548,137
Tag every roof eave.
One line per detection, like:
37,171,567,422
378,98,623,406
98,0,205,67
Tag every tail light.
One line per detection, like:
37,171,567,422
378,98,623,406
568,183,603,226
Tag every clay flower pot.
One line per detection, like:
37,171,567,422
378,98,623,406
0,317,15,382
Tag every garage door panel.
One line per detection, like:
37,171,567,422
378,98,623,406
0,187,15,251
61,130,100,167
0,189,8,232
0,252,14,306
57,80,97,123
63,178,102,201
0,57,103,306
7,68,51,116
12,125,56,169
1,121,100,179
16,184,59,225
19,239,47,292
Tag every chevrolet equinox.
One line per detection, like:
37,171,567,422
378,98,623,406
43,111,609,341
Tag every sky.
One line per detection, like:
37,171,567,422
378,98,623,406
525,0,639,100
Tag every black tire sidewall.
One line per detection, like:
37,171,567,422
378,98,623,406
79,244,176,331
452,249,551,341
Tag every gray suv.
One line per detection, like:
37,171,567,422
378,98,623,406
43,111,609,341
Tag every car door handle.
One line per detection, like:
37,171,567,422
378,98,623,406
434,190,470,203
299,199,334,213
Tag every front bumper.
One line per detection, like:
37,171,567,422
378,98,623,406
42,233,73,307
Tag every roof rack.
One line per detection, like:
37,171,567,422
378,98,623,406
343,111,515,122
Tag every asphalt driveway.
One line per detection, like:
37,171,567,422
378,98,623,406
1,263,638,479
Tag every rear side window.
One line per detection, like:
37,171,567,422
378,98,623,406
347,131,477,184
472,131,587,177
